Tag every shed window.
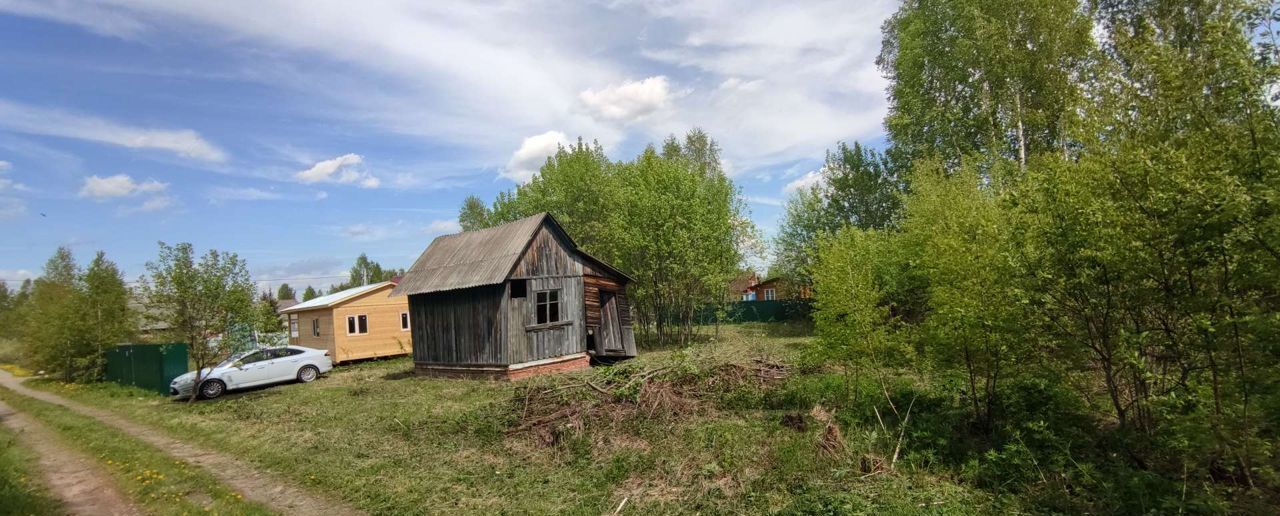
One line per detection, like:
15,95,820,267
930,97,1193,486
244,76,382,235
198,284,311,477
347,314,368,335
311,318,321,337
764,288,777,301
400,312,410,331
510,279,527,298
289,314,299,338
535,289,561,325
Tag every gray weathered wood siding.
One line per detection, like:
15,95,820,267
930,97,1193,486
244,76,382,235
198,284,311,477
505,276,585,364
510,226,586,279
408,284,506,365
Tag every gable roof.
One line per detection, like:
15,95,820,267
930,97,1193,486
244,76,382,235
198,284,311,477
280,281,394,313
393,213,630,296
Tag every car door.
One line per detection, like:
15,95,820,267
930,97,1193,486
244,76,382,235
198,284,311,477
233,350,278,387
265,348,305,383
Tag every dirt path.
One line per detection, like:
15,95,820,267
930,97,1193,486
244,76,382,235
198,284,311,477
0,398,140,515
0,370,364,516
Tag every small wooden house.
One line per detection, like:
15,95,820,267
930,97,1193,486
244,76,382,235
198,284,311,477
280,280,411,364
392,213,637,379
743,277,811,301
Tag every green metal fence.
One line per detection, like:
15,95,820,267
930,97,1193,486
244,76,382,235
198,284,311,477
696,300,814,324
103,343,189,395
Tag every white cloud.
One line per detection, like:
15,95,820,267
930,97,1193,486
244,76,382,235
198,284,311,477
294,153,380,188
123,195,175,214
783,170,824,194
0,98,226,161
78,174,168,199
579,76,672,123
0,268,36,287
745,195,784,207
503,131,568,184
0,160,10,170
425,219,461,235
0,197,25,220
208,186,283,202
338,223,392,242
0,178,29,192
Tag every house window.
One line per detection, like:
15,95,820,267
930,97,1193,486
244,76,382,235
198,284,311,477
312,318,321,337
289,315,299,338
764,288,777,301
346,314,368,335
400,312,410,331
535,289,561,325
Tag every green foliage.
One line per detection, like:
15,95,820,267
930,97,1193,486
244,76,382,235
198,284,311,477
16,248,135,382
773,142,905,285
330,253,403,292
462,131,751,346
141,242,256,399
801,0,1280,511
301,285,319,301
276,283,295,301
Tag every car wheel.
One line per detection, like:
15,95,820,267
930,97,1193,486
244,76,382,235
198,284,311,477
297,365,320,383
199,379,226,399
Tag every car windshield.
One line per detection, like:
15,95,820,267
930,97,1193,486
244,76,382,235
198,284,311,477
216,351,254,368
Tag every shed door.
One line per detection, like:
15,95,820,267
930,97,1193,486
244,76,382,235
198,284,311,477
598,291,624,354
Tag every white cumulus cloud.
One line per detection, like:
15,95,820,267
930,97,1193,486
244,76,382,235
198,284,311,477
79,174,167,199
579,76,672,123
0,197,25,220
783,170,824,194
294,153,380,188
425,219,461,235
502,131,568,184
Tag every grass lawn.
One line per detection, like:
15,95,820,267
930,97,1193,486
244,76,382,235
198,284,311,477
0,424,63,516
26,323,1018,515
0,389,273,515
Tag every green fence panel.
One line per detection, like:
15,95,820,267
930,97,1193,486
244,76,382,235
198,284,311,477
103,343,189,395
696,300,813,324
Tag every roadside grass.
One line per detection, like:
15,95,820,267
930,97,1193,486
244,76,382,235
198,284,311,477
0,424,63,516
0,388,272,516
26,323,1017,514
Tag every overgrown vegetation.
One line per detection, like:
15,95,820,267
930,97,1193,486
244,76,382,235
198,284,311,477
795,0,1280,512
460,130,760,346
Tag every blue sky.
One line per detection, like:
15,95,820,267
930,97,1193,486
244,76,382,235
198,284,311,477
0,0,894,293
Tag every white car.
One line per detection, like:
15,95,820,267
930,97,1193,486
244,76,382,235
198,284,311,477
170,345,333,399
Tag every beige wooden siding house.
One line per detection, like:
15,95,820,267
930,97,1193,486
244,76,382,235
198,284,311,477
279,280,411,364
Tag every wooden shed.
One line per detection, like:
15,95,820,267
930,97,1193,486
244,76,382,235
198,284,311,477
280,280,411,364
392,213,637,379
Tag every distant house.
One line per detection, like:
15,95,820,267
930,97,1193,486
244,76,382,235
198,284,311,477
280,281,411,364
727,271,760,302
393,213,636,380
743,277,811,301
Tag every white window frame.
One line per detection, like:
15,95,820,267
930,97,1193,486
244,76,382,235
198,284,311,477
289,314,299,338
764,288,777,301
400,312,410,331
312,318,321,337
346,314,369,335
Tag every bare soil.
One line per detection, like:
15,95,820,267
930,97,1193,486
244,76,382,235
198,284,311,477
0,398,139,515
0,370,363,516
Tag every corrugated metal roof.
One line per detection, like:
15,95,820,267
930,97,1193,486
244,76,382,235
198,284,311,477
280,281,393,313
392,213,547,296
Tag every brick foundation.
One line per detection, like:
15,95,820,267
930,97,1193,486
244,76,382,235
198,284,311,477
414,353,590,381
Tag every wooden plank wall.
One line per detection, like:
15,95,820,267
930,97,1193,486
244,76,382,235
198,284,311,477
508,276,585,363
510,226,585,278
409,284,506,365
331,289,411,363
291,309,335,353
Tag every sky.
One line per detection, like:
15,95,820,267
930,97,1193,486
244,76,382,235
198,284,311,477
0,0,896,293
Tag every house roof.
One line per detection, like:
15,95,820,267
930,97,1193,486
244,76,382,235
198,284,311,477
277,299,299,311
280,281,393,313
393,213,630,296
